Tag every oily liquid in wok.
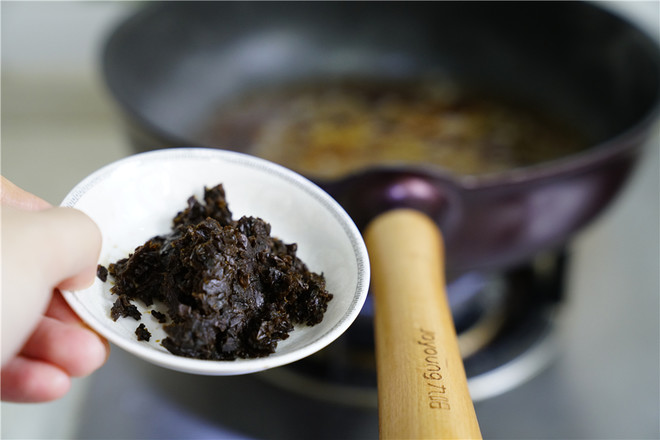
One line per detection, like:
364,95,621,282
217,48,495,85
198,79,588,179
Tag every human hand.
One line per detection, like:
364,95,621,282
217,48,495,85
1,176,109,402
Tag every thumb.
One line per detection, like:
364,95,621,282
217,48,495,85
1,206,101,364
38,207,102,291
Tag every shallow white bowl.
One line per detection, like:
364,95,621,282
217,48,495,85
61,148,370,375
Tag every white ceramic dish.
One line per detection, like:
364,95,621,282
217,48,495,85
61,148,370,375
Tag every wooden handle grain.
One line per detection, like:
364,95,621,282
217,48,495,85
365,209,482,440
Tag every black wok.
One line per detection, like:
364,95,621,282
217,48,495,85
101,1,660,273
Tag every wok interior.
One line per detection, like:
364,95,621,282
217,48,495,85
105,1,660,162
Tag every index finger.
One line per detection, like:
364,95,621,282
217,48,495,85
1,176,51,211
46,290,86,325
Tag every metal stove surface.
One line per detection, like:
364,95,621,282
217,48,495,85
1,2,658,439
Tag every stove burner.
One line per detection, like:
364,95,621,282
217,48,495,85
260,251,567,406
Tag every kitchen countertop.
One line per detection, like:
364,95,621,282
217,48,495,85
1,2,658,439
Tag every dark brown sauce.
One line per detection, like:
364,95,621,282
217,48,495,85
102,184,333,360
198,79,589,178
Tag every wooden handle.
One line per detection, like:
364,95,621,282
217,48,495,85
365,209,481,440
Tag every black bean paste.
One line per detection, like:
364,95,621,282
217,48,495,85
135,323,151,342
96,264,108,282
107,184,333,360
110,295,141,321
150,310,168,324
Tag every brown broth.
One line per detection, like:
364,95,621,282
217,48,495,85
198,79,589,178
